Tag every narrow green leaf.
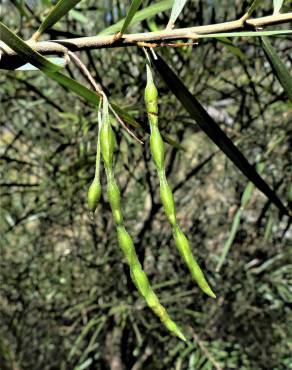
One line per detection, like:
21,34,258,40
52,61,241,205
198,30,292,38
46,71,100,105
16,57,66,71
216,162,265,272
151,52,289,216
273,0,284,14
246,0,264,17
99,0,173,36
35,0,83,38
218,38,245,60
167,0,188,29
216,208,242,272
0,21,61,72
69,9,88,24
261,36,292,101
11,0,30,18
120,0,143,36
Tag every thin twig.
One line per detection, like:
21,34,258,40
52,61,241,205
68,51,143,144
67,50,103,96
0,12,291,61
109,104,144,144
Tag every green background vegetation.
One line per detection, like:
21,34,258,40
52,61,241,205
0,1,291,369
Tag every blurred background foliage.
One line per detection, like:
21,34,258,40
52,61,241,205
0,0,291,369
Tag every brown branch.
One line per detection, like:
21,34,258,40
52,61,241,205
0,12,291,69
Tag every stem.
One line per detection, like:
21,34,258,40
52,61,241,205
0,13,291,61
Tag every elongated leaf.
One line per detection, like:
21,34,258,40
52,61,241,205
35,0,83,38
261,36,292,101
273,0,284,14
198,30,292,38
16,57,66,71
120,0,143,36
151,52,289,216
99,0,173,36
246,0,264,17
216,162,265,272
166,0,188,29
0,21,61,72
218,38,245,60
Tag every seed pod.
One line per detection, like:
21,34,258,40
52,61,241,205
145,64,216,299
150,125,164,171
173,225,216,298
87,178,101,212
145,65,158,121
107,180,123,225
100,122,115,169
131,266,150,297
160,177,176,226
117,225,186,341
100,96,115,169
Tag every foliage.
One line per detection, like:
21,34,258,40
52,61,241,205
0,1,291,369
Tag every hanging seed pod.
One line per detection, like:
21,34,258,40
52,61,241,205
172,225,216,298
100,97,115,169
150,125,165,171
107,179,123,225
87,111,102,213
145,65,158,123
117,225,186,341
99,95,186,340
87,178,101,212
159,175,176,226
145,64,216,299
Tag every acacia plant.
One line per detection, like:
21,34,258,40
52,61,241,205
0,0,291,368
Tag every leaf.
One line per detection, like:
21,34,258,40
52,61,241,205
261,36,292,102
99,0,173,36
150,52,289,216
69,9,88,24
218,38,245,60
246,0,264,17
16,57,66,71
273,0,284,14
0,21,61,72
216,162,265,272
166,0,188,29
120,0,143,36
198,30,292,38
35,0,83,39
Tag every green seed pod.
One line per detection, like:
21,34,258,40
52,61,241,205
87,178,101,212
172,226,216,299
131,266,150,297
100,122,115,169
117,226,186,341
107,180,123,225
145,65,158,119
150,125,165,171
116,226,141,269
160,177,176,226
145,64,215,299
100,96,186,340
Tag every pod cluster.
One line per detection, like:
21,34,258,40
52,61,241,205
89,96,186,341
145,65,216,299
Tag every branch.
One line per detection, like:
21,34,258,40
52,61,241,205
0,12,291,69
